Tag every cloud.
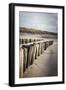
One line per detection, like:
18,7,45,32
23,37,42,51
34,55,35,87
19,12,58,33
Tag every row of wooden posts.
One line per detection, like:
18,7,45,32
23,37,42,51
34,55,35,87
19,39,53,78
19,38,43,44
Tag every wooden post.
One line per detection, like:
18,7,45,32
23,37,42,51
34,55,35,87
42,43,44,53
41,43,42,54
38,43,41,56
35,46,37,59
36,44,39,58
23,48,27,72
29,39,32,43
27,46,34,66
31,44,36,63
22,39,25,44
19,48,24,78
29,46,34,65
44,42,47,50
43,42,45,50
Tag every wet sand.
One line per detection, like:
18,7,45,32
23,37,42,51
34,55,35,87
23,40,58,77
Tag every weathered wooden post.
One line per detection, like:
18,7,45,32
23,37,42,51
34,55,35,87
22,45,29,69
29,39,32,43
29,45,34,65
19,47,24,78
40,43,43,54
38,43,40,56
22,39,25,44
28,45,34,66
43,42,45,50
41,42,44,54
42,42,44,53
51,41,53,45
23,47,27,72
35,45,37,59
44,42,47,50
25,39,28,44
34,39,36,42
21,39,23,44
31,44,36,63
35,44,39,59
46,41,48,48
47,41,49,48
39,43,41,54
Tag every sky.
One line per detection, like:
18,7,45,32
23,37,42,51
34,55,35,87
19,12,58,33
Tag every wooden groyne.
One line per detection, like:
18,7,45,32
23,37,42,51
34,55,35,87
19,39,53,78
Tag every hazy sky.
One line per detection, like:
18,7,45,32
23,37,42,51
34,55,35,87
19,12,58,33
